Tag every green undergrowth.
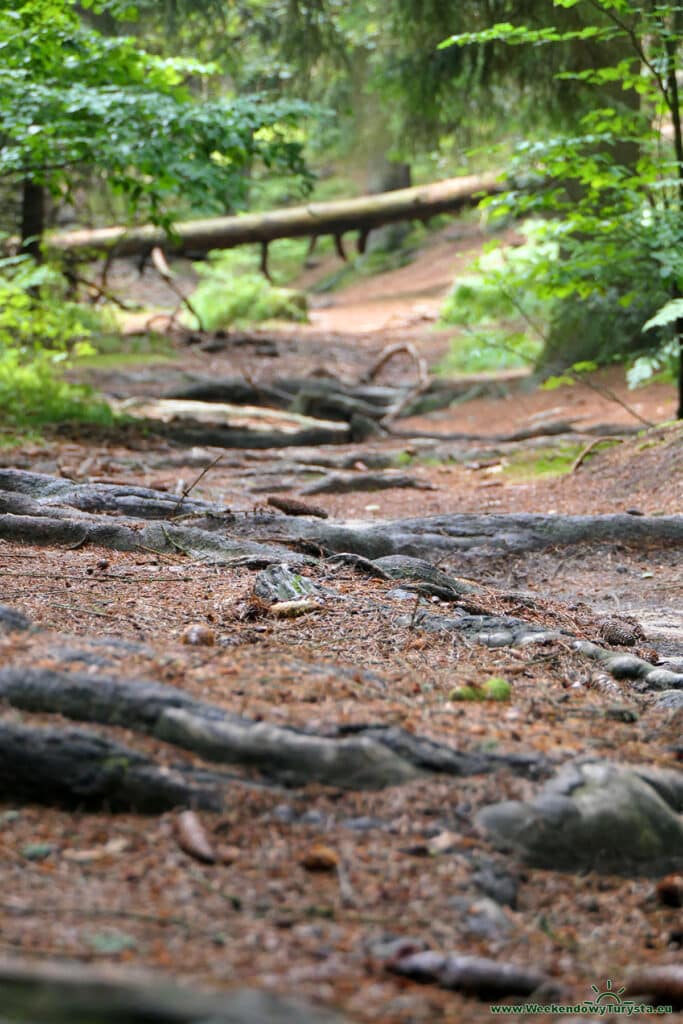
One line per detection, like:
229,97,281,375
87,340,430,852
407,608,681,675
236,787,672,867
184,245,310,330
503,443,584,480
437,329,541,375
437,221,549,376
0,347,115,432
76,331,178,369
0,254,116,435
309,219,442,294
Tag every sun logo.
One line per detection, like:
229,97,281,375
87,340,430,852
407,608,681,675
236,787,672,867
588,979,629,1005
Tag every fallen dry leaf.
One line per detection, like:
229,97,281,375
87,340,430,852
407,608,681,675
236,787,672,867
181,623,215,646
175,811,216,864
301,844,339,872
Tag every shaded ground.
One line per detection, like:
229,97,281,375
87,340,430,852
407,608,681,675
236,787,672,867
1,224,682,1022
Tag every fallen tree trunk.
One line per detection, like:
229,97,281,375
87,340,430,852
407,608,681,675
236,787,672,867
44,173,502,260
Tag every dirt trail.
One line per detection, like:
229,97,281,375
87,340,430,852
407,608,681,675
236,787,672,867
1,224,682,1023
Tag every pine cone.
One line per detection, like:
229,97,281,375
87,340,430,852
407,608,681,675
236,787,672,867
598,616,647,647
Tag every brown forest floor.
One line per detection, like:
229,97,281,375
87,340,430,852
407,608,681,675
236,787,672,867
0,222,682,1023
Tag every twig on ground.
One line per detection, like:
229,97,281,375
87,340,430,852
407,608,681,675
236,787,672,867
160,526,194,557
49,601,119,620
570,435,626,473
70,273,137,311
361,341,430,423
409,591,422,630
172,453,224,514
336,847,358,908
151,246,206,331
571,374,654,428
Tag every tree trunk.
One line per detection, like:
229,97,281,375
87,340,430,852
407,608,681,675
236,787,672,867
366,158,413,254
20,178,45,262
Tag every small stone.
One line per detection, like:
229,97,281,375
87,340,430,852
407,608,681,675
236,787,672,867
478,629,514,648
426,830,460,855
471,862,519,908
254,564,324,604
0,605,31,633
464,898,511,939
367,935,428,960
300,810,327,826
344,816,383,832
21,843,55,861
181,623,215,646
272,803,296,824
215,844,241,865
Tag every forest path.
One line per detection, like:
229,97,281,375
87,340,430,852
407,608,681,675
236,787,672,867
1,220,682,1023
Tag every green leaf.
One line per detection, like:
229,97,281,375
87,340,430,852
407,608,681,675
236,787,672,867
643,298,683,332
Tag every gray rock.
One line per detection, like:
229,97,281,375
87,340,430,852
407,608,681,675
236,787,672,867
253,564,325,604
477,760,683,875
343,815,384,831
448,897,511,939
365,934,428,960
654,690,683,711
386,587,417,601
471,861,519,908
0,605,31,632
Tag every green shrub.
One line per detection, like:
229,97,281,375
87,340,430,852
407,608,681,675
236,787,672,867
437,221,550,374
185,248,309,330
0,254,114,429
437,329,541,375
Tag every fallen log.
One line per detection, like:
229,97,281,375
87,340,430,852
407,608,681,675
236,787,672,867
44,173,503,260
